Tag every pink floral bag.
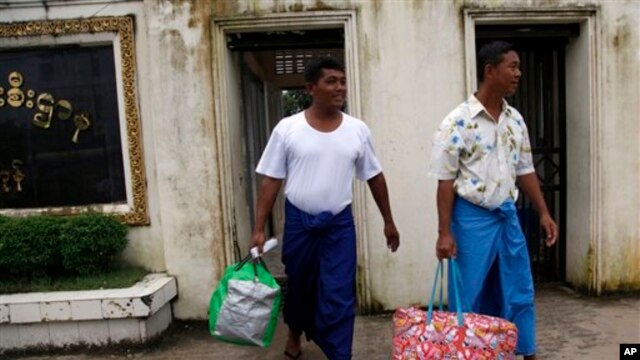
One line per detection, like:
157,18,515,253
391,260,518,359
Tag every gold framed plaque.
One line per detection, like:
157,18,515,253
0,17,148,225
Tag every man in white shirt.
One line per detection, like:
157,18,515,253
252,57,400,360
430,41,558,360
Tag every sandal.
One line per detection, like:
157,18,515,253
284,350,302,360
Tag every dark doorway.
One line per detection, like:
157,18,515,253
226,29,344,266
476,24,579,283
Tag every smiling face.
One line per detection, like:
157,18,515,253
485,50,521,97
306,68,347,110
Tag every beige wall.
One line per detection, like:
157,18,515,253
596,1,640,292
144,0,226,318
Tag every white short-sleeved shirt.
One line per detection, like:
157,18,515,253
256,111,382,215
429,95,535,209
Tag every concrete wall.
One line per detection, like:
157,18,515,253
565,19,594,289
143,0,226,318
1,0,638,319
596,1,640,292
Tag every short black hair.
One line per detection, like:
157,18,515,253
304,56,345,84
476,41,515,83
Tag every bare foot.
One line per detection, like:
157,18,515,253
283,330,302,360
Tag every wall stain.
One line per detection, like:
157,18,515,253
368,295,385,314
412,0,425,12
356,264,366,313
166,30,187,71
612,16,630,49
308,0,336,11
288,2,304,12
587,242,595,293
604,236,640,292
214,0,239,17
271,0,287,13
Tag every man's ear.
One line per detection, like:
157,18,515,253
483,63,495,81
305,82,314,96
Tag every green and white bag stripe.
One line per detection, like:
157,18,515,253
209,255,281,347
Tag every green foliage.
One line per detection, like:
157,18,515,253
0,214,129,280
282,89,312,117
0,215,62,277
60,214,128,275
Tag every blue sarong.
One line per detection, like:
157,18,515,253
448,197,536,356
282,199,356,360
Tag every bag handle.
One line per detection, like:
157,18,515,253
426,260,443,325
452,259,472,312
234,254,271,276
427,259,468,326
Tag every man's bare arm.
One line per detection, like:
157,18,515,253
436,179,457,260
251,176,283,252
517,172,558,246
367,173,400,252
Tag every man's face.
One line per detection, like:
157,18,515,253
489,50,521,97
307,68,347,109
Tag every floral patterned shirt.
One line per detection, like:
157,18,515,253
430,95,535,209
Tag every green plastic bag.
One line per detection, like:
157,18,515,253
208,255,281,347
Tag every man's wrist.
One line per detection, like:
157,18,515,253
538,209,551,219
252,227,264,235
438,228,451,236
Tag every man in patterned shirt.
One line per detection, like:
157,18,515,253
430,41,558,359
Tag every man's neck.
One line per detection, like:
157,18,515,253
475,86,504,122
304,104,342,132
305,104,342,122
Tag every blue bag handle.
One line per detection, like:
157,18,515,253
451,259,472,312
427,259,469,327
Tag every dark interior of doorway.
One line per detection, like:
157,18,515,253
226,29,345,268
476,24,579,284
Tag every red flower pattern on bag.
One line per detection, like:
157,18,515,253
392,307,518,360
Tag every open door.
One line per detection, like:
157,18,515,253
225,29,345,276
476,24,579,283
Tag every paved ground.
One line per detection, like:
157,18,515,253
4,285,639,360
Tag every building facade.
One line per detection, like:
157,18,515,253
1,0,638,319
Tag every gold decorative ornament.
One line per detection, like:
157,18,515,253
12,171,24,192
11,160,24,192
56,100,73,120
27,89,35,98
0,16,148,225
8,71,23,88
72,112,91,143
25,100,34,108
32,112,52,129
0,171,10,193
7,88,25,107
0,98,4,107
37,92,55,113
0,86,4,95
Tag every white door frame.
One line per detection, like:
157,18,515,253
463,7,603,292
211,11,374,310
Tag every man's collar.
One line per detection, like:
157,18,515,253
467,94,512,119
